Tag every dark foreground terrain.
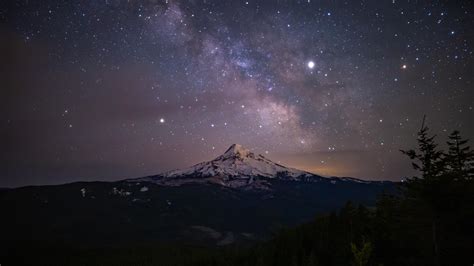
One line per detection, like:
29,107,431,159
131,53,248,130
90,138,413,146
1,175,473,266
0,179,391,247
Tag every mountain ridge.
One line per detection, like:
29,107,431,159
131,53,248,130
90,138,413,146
133,144,374,189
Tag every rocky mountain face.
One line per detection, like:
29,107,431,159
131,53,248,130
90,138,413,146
134,144,370,189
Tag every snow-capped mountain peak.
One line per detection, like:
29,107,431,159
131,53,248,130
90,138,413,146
221,144,252,159
164,144,308,179
135,144,322,188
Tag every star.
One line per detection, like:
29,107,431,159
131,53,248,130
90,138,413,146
307,61,315,69
159,118,165,123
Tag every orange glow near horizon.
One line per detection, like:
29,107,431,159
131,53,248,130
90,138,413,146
291,163,354,178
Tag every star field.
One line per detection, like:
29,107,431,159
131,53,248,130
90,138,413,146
1,0,473,186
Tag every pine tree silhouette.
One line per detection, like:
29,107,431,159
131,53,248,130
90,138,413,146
445,130,474,179
400,116,445,182
400,116,444,266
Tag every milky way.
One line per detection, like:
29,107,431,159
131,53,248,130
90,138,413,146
1,1,473,186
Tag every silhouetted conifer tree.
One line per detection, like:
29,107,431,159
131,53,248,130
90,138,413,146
445,130,474,179
400,116,444,266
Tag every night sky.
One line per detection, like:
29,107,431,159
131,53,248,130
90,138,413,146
1,1,473,187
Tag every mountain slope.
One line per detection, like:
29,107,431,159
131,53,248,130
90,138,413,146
135,144,356,188
164,144,308,178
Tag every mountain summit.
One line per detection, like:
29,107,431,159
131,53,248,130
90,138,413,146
165,143,309,178
136,144,318,188
222,144,251,158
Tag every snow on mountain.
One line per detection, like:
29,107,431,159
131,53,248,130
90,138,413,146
133,144,377,189
164,144,309,179
134,144,322,188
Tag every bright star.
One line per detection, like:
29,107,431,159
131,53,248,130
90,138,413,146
159,118,165,123
307,61,315,69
